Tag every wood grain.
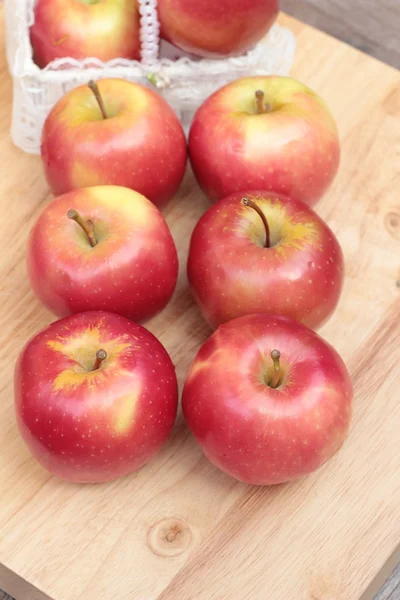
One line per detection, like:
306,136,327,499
0,10,400,600
374,564,400,600
281,0,400,69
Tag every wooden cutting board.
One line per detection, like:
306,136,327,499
0,10,399,600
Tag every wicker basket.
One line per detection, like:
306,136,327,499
5,0,296,154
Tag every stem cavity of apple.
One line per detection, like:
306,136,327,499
67,209,98,248
270,349,281,389
88,80,108,120
255,90,271,114
93,349,107,371
241,197,271,249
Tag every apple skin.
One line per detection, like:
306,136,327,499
27,186,178,322
41,79,188,209
189,76,340,206
14,311,178,483
182,314,353,486
187,191,344,330
158,0,278,58
30,0,140,68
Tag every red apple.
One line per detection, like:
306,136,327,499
183,314,353,485
31,0,140,68
158,0,278,58
41,79,187,208
15,311,178,483
189,76,340,206
188,191,344,330
27,186,178,321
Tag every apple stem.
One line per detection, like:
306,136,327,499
255,89,272,114
67,209,97,247
242,197,271,248
88,80,108,120
270,350,281,389
255,90,265,114
93,349,107,371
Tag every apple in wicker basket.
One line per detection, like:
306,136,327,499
189,76,340,206
182,314,353,485
41,79,187,209
30,0,141,67
30,0,140,68
187,191,344,330
158,0,279,58
14,311,178,483
27,186,178,322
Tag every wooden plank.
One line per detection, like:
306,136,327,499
281,0,400,68
0,9,400,600
374,564,400,600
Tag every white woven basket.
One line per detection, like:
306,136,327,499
5,0,296,154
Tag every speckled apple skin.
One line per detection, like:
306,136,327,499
187,191,344,330
189,76,340,206
158,0,278,58
14,312,178,483
27,186,178,321
182,314,353,486
41,79,188,209
31,0,141,67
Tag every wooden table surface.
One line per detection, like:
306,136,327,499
1,10,400,600
281,0,400,69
